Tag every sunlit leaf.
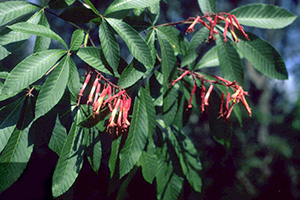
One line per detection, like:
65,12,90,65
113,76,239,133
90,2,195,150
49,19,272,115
236,33,288,80
1,49,66,101
0,97,25,153
216,38,244,85
0,1,39,27
8,22,68,48
67,57,81,98
118,60,145,88
70,29,85,51
119,88,150,178
105,0,160,15
195,45,219,69
48,115,67,156
106,18,153,67
109,136,122,178
35,55,70,120
34,11,51,53
0,45,10,61
197,0,217,14
231,3,297,29
77,47,112,75
52,110,85,197
99,19,120,72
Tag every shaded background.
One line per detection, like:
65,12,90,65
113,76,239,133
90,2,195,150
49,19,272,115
0,0,299,199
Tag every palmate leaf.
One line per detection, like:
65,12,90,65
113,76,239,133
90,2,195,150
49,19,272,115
0,45,10,61
197,0,217,14
35,55,70,120
106,18,153,67
231,3,297,29
139,150,157,184
216,38,244,85
0,10,42,46
0,97,25,153
105,0,160,15
195,45,219,69
77,47,112,75
52,110,85,198
99,19,120,72
49,115,67,156
119,88,150,178
236,33,288,80
70,29,84,52
0,1,39,27
182,28,210,67
0,97,34,193
86,130,102,174
34,11,51,53
8,22,68,49
0,49,66,101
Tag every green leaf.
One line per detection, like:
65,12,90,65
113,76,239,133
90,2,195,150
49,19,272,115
182,28,210,67
1,49,66,100
157,26,183,55
0,97,25,153
52,110,85,198
139,151,157,184
145,29,156,71
105,0,160,15
109,136,122,178
34,11,51,53
236,33,288,80
35,55,70,120
216,38,244,85
77,47,112,75
106,18,153,67
0,10,42,46
8,22,68,49
0,1,39,27
195,46,219,69
119,88,149,178
230,3,297,29
64,0,76,5
169,126,202,192
99,19,120,72
67,57,81,98
0,45,10,61
86,131,102,173
197,0,217,14
118,60,145,88
82,0,100,16
70,29,84,51
156,29,176,86
0,97,34,192
156,152,183,200
48,115,67,156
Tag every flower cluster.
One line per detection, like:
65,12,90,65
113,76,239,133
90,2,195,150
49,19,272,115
172,69,251,120
77,70,131,134
186,12,250,43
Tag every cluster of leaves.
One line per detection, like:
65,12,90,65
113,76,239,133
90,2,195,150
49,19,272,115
0,0,296,199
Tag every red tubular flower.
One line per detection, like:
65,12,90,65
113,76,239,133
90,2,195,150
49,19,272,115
107,98,121,130
77,71,92,105
87,76,99,105
172,70,190,86
223,20,230,42
188,79,196,108
103,90,126,108
209,15,219,40
200,84,206,112
186,16,200,34
231,14,250,40
219,92,225,117
94,85,110,114
204,84,214,106
122,97,131,128
92,82,101,107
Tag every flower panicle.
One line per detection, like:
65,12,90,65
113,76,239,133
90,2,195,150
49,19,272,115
77,69,132,135
171,69,252,120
